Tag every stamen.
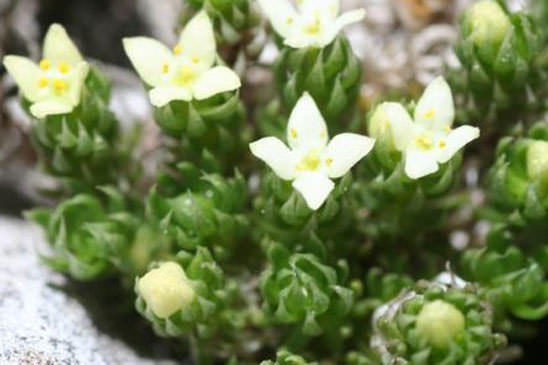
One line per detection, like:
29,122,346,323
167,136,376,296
423,108,436,120
180,66,195,84
325,157,333,166
414,135,433,150
291,128,298,139
303,11,322,34
39,59,51,71
53,78,68,93
58,62,70,74
161,63,170,74
286,17,294,25
38,77,49,89
297,150,321,171
173,45,182,55
191,56,199,64
438,140,446,148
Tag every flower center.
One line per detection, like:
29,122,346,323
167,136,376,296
179,66,196,85
297,150,321,171
303,12,322,35
414,134,433,150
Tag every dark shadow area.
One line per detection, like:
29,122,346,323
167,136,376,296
52,278,191,364
0,184,34,217
37,0,148,67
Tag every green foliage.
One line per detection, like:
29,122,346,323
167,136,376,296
273,36,362,125
27,187,139,280
372,280,506,364
449,0,547,125
261,240,354,336
261,350,317,365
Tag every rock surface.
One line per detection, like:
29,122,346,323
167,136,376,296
0,215,180,365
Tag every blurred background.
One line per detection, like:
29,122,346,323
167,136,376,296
0,0,544,363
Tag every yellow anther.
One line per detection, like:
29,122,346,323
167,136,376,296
58,62,70,74
161,63,170,74
438,140,447,148
38,77,49,89
173,45,182,55
191,56,199,64
415,135,433,150
286,16,294,25
297,151,321,171
53,78,68,93
325,157,333,166
39,59,51,71
423,108,436,120
290,128,298,139
180,66,195,84
303,12,321,34
443,126,451,134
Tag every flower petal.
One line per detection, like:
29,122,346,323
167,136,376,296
43,23,83,65
192,66,241,100
292,171,334,210
149,86,192,107
325,133,375,178
178,12,216,70
249,137,296,180
30,101,73,119
123,37,173,87
322,9,366,46
258,0,297,39
297,0,339,20
437,125,480,164
414,76,455,130
382,102,415,151
3,55,41,102
66,62,90,107
287,93,328,151
404,149,439,179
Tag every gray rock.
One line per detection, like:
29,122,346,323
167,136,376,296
0,216,179,365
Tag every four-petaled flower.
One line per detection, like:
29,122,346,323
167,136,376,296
3,24,89,119
371,77,480,179
123,12,241,108
258,0,365,48
250,93,375,210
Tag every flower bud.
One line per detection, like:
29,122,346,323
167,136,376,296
137,262,195,319
462,1,510,50
527,140,548,180
415,299,465,349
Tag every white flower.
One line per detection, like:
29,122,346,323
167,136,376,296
3,24,89,119
258,0,365,48
372,77,480,180
123,12,241,108
250,93,375,210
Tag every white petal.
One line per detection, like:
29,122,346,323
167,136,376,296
292,172,334,210
382,102,415,151
437,126,480,164
284,34,317,49
258,0,297,39
178,12,216,70
322,9,366,46
192,66,241,100
404,149,439,179
249,137,296,180
297,0,339,20
43,23,83,65
30,101,73,119
287,93,328,151
149,86,192,107
414,76,455,130
123,37,173,87
3,55,41,102
66,62,89,107
325,133,375,178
